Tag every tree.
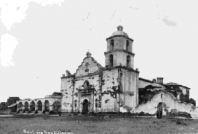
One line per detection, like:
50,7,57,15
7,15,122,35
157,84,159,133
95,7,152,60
6,97,20,112
0,102,7,111
189,98,196,106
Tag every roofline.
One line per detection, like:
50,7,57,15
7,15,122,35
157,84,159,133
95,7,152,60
165,83,190,89
139,77,153,83
139,77,165,87
61,75,75,79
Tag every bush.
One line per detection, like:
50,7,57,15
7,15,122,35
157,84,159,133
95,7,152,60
49,111,54,114
169,110,192,118
176,119,187,125
138,111,145,116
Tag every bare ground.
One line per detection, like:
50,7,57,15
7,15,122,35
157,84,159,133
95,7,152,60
0,115,198,134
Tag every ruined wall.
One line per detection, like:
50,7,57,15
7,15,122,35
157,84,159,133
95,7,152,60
133,91,194,114
165,85,190,103
61,77,74,112
138,79,166,105
101,69,119,112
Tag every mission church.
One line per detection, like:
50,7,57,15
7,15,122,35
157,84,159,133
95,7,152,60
60,26,195,115
15,26,196,116
61,25,139,114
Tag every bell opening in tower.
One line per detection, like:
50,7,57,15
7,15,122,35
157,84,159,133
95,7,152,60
127,55,130,67
110,39,114,51
126,40,129,51
109,54,113,67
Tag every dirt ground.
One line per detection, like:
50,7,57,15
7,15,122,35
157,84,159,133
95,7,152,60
0,115,198,134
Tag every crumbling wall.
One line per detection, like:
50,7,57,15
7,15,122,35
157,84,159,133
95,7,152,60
100,68,139,112
165,85,190,103
61,77,73,112
101,69,119,112
133,91,194,114
138,79,165,105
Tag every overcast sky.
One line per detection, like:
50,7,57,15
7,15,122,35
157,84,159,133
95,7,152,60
0,0,198,104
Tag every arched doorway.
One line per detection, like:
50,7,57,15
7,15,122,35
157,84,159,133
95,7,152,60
156,102,166,119
37,101,42,111
82,99,89,114
44,100,50,112
53,101,61,114
30,101,35,112
17,102,23,112
24,101,29,112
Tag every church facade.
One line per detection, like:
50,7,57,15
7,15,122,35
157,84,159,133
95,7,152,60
61,26,139,114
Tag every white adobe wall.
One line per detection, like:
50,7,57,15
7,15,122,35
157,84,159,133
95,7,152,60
133,91,194,114
61,77,73,112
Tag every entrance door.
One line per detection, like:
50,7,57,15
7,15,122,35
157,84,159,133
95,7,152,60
157,102,166,119
82,99,89,114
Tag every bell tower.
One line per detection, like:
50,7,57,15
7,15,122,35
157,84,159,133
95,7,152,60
104,26,135,68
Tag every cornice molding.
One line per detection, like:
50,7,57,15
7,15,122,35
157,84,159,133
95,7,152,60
104,50,135,56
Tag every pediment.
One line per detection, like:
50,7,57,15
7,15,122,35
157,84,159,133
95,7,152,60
75,57,103,77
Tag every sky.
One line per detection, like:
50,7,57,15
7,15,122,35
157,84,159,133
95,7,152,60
0,0,198,104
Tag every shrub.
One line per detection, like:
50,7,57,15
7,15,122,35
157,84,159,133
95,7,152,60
176,119,187,125
49,111,54,114
138,111,145,116
169,110,192,118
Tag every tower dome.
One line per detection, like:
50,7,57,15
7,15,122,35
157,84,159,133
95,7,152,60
111,25,128,37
